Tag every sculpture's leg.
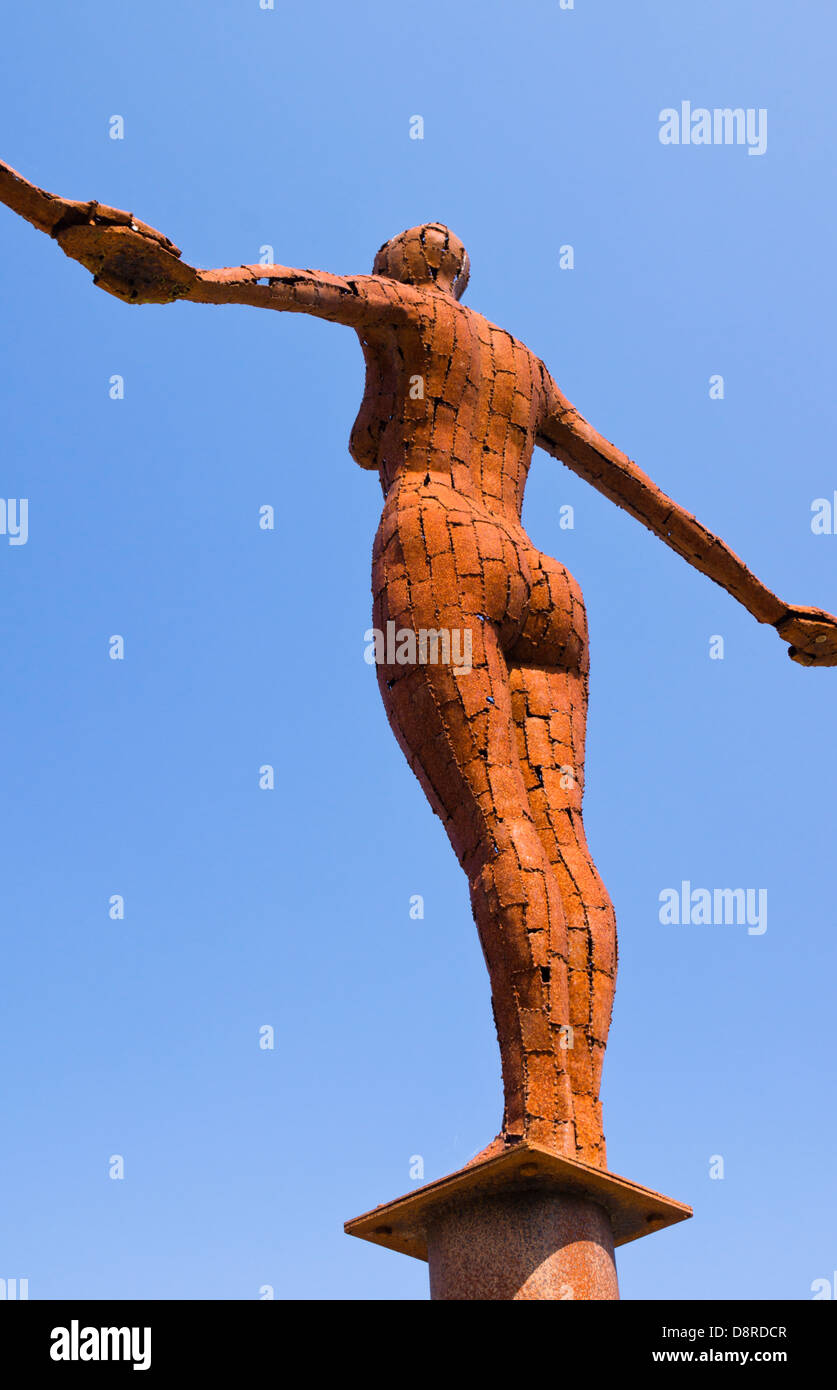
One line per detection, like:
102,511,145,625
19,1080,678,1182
508,664,617,1169
373,561,578,1155
379,641,575,1151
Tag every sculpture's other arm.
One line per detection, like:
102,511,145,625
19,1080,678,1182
536,364,837,667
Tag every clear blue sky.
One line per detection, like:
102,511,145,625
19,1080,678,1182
1,0,835,1300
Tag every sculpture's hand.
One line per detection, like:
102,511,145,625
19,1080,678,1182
55,207,197,305
0,161,194,304
775,605,837,667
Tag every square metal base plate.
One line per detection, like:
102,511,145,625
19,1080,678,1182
345,1141,692,1262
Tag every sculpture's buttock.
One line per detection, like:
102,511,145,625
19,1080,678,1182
373,476,588,676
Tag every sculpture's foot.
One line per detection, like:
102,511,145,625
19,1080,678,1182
466,1124,606,1172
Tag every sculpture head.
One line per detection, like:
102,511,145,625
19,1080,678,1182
373,223,470,300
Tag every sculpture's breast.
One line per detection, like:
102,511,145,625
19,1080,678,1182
349,330,408,471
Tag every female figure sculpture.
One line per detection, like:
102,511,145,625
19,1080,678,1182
3,162,834,1171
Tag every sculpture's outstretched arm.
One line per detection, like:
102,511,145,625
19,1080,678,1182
188,264,415,328
536,364,837,667
0,158,412,327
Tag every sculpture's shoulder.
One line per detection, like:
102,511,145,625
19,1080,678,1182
458,302,544,365
454,306,548,408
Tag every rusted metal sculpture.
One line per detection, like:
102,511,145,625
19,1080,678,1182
4,160,834,1296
